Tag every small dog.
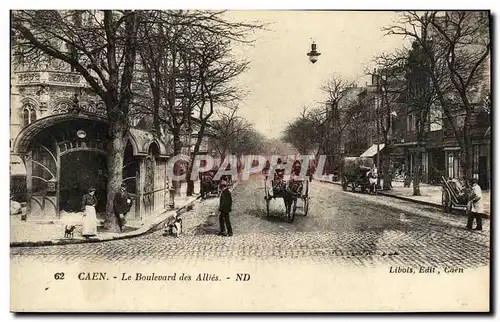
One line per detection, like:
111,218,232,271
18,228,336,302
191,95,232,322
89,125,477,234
165,217,183,237
64,225,76,238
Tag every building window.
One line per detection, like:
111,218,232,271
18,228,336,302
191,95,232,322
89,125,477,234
422,152,428,181
447,151,462,179
21,103,37,127
407,113,415,132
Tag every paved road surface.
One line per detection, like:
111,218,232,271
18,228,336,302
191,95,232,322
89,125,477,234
11,175,490,269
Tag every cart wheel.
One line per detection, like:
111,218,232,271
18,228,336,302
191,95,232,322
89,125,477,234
303,197,309,216
442,190,451,213
291,203,297,223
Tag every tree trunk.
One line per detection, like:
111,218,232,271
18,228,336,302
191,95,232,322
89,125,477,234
104,123,127,232
382,150,391,190
186,136,203,197
412,149,422,196
462,136,473,181
172,130,183,196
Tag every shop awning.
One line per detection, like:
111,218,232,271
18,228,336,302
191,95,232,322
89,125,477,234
360,144,385,157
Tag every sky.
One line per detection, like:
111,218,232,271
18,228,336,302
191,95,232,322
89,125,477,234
226,11,411,139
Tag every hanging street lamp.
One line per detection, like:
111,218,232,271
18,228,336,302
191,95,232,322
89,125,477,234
307,41,321,64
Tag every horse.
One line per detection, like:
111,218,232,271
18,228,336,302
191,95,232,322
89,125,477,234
283,179,304,223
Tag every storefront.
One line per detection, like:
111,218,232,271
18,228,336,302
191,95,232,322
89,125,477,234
12,113,169,221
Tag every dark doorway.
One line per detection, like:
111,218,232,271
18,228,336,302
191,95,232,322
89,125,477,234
59,151,107,213
478,156,488,190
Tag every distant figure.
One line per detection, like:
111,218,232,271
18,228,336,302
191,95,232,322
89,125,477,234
218,180,233,237
368,164,378,194
114,183,132,233
81,187,98,238
466,178,483,231
292,160,301,176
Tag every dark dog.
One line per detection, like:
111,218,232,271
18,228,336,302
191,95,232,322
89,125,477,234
165,217,183,237
64,225,76,238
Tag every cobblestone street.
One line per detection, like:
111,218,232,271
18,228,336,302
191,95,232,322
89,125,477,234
11,176,490,269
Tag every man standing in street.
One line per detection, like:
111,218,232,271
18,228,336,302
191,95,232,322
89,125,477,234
114,183,132,233
466,178,484,231
218,180,233,237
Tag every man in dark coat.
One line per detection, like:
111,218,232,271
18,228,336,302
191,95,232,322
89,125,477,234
114,183,132,232
218,180,233,237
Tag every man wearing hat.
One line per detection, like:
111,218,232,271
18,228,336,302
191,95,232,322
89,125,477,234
466,178,484,231
218,180,233,237
114,183,132,232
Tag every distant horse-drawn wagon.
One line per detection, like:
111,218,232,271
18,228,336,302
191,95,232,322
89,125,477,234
341,157,377,193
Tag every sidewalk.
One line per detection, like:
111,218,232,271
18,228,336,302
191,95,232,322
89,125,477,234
378,181,490,217
318,177,490,217
10,182,201,247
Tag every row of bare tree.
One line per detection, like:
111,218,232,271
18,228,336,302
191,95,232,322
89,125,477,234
11,10,265,231
284,11,490,196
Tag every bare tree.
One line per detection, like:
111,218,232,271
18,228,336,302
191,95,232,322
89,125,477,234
283,106,319,155
366,56,406,190
320,74,363,174
12,10,142,231
135,10,263,196
404,41,437,195
186,31,251,195
384,11,491,181
210,108,247,159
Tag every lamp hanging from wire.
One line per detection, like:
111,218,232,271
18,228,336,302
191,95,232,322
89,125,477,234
307,41,321,63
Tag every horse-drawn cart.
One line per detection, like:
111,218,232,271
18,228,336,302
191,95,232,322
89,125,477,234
441,176,469,213
200,169,233,199
341,157,376,193
264,173,309,223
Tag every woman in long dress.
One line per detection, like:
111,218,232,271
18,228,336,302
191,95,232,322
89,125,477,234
81,188,98,237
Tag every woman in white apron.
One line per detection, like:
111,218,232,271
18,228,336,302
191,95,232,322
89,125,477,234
81,188,98,237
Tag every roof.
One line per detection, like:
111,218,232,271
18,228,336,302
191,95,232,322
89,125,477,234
12,113,169,158
128,128,169,157
360,144,385,157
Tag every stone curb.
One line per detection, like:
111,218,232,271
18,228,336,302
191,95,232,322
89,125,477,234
318,180,489,219
10,195,202,248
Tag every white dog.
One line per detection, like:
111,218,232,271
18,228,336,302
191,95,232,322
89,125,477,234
165,217,183,237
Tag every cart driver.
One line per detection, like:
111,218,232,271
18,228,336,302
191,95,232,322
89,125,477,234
292,160,301,177
274,158,285,182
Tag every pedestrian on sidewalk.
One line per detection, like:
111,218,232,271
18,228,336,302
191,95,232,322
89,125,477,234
466,178,483,231
81,187,98,238
114,183,132,233
218,180,233,237
368,164,378,194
